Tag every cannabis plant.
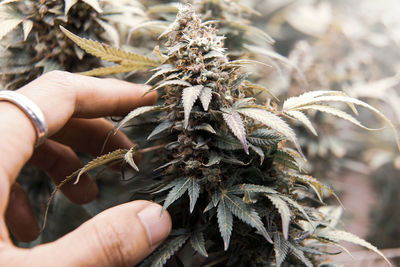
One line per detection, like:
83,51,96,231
0,0,148,90
57,4,398,267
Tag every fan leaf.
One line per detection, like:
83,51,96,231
183,85,203,128
266,194,291,240
115,105,163,132
162,178,190,213
199,86,212,111
190,231,208,257
222,108,249,154
284,110,317,136
188,177,200,213
217,196,233,251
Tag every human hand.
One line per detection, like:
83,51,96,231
0,71,171,266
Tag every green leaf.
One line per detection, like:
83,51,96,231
194,123,216,134
224,194,273,243
266,194,291,240
188,177,200,213
214,134,243,151
217,196,233,250
237,108,303,157
162,178,190,213
115,106,163,132
199,86,212,111
190,231,208,257
222,108,249,154
183,85,203,128
146,235,189,267
249,144,265,164
247,129,284,146
279,195,312,224
147,120,173,140
274,150,299,171
317,230,392,267
204,151,221,167
273,233,289,267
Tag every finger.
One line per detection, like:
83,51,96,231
0,201,172,267
51,118,133,156
5,183,39,242
18,71,158,136
0,70,156,185
30,140,98,204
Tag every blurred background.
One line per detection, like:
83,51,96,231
1,0,400,265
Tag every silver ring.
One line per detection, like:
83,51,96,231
0,90,48,147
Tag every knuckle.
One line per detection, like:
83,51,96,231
92,222,127,267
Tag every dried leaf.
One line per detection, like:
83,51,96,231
82,0,102,13
60,26,159,68
74,149,127,184
80,65,142,76
22,20,33,41
124,147,139,171
0,18,22,40
64,0,78,15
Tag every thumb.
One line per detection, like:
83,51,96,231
4,201,171,267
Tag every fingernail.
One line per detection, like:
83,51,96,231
137,204,171,247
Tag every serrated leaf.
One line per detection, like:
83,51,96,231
0,18,22,40
82,0,102,13
22,20,33,41
183,85,203,128
150,79,191,93
224,194,273,243
60,26,159,68
217,196,233,250
188,177,200,213
283,90,347,111
199,86,212,111
274,233,290,267
204,151,221,167
237,108,303,157
318,230,392,267
274,150,300,170
147,235,189,267
266,194,291,240
80,65,143,76
279,196,312,224
287,242,313,267
147,120,173,140
162,178,190,213
214,134,243,151
190,231,208,257
222,108,249,154
64,0,78,15
247,129,284,146
285,110,317,136
146,65,178,84
229,184,278,195
74,149,127,184
296,104,378,131
115,105,163,132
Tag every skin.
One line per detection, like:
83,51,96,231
0,71,172,267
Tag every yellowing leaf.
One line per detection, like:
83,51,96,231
60,26,159,68
80,65,143,76
75,149,127,184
